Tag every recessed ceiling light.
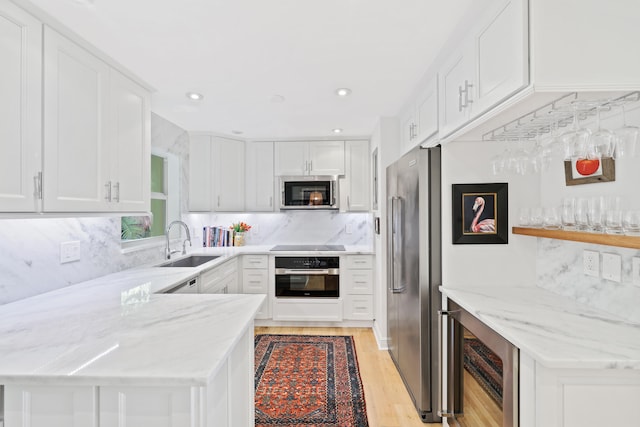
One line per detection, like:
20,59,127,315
186,92,204,101
335,88,352,97
232,130,244,135
270,94,286,103
332,128,343,134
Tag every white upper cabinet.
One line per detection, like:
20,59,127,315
439,0,528,138
275,141,344,176
42,27,150,212
43,27,111,212
213,136,245,211
0,1,42,212
189,135,244,212
245,141,275,211
108,70,151,212
400,75,439,152
342,140,370,212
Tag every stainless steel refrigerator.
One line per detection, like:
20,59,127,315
387,145,441,423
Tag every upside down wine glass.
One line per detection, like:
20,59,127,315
615,104,639,158
559,104,592,161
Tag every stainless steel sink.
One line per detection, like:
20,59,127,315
158,255,220,268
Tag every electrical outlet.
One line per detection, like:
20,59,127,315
60,241,81,263
583,250,599,277
632,257,640,286
602,253,622,282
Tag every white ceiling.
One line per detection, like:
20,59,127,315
23,0,475,139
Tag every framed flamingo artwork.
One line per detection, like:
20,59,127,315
452,183,508,245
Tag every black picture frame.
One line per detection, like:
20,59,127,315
452,183,508,245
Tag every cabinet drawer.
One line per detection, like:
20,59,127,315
343,295,374,320
242,269,269,293
243,254,268,269
201,259,238,291
344,269,373,294
346,255,373,269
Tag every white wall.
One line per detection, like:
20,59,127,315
441,139,539,288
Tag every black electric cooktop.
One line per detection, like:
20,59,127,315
270,244,346,252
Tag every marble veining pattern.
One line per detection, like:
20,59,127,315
442,286,640,370
536,238,640,323
183,211,373,247
0,262,263,385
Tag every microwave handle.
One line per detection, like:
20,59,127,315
331,180,336,206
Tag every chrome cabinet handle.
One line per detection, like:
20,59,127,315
113,182,120,203
459,80,474,111
33,172,43,200
269,196,273,207
105,181,112,202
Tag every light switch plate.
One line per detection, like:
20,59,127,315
583,250,599,277
602,252,621,282
60,241,81,263
632,257,640,286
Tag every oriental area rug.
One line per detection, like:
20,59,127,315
464,337,503,407
254,334,369,427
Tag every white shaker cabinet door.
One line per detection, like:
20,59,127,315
343,140,370,212
308,140,344,175
100,386,194,427
275,141,308,175
415,75,439,144
212,136,245,211
108,70,151,212
188,134,213,211
438,41,474,137
473,0,528,115
43,26,111,212
0,1,42,212
4,385,98,427
245,141,275,211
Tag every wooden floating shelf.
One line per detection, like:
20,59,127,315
512,227,640,250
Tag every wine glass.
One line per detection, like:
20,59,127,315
589,105,615,159
559,103,592,160
614,104,639,159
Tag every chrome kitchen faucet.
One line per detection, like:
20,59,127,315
165,220,192,259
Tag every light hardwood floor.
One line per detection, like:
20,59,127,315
254,326,442,427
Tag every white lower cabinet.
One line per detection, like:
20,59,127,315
241,255,269,319
4,385,98,427
200,259,238,294
99,386,193,427
342,255,374,320
2,327,255,427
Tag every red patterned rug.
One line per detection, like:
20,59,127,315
464,337,503,407
254,334,369,426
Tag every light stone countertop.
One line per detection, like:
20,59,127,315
441,286,640,370
0,244,373,386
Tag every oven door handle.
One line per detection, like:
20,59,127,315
275,268,339,275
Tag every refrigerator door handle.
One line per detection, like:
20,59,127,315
391,196,405,293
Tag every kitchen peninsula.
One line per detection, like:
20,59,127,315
0,261,264,427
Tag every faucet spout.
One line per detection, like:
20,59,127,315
165,220,192,259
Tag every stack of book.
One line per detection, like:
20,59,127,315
203,226,232,247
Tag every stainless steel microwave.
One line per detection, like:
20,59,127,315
279,176,339,210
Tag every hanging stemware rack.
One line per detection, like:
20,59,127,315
482,91,640,142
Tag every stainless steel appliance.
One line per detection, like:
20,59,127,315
387,146,441,422
441,300,519,427
275,256,339,297
280,176,339,210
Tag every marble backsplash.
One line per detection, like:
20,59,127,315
183,211,374,247
536,238,640,323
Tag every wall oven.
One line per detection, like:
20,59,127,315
441,300,519,427
275,256,339,297
280,176,339,210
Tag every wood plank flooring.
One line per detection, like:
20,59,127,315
254,326,442,427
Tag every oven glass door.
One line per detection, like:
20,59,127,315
443,301,519,427
283,180,333,207
275,270,339,297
